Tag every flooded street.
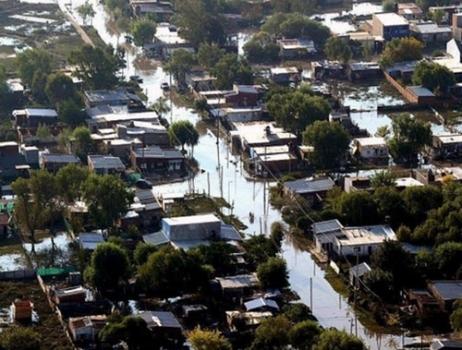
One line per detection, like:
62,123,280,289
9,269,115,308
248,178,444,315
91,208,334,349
55,0,423,347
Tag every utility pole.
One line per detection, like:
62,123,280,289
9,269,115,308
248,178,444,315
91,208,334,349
354,249,359,337
207,172,210,197
310,277,313,311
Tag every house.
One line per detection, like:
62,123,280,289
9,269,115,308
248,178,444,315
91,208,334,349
429,5,462,25
103,139,141,159
395,177,424,189
143,214,241,249
224,84,261,107
51,286,87,304
311,61,345,80
405,289,441,318
349,262,371,286
244,297,279,312
88,111,159,130
116,121,169,146
78,232,105,250
398,3,423,20
283,177,335,203
371,13,410,41
431,339,462,350
68,315,107,343
278,38,316,59
138,311,183,342
411,22,452,43
11,299,33,322
39,153,80,172
131,146,185,173
428,280,462,311
312,219,397,258
12,108,58,129
83,89,145,110
342,32,384,55
344,175,372,193
386,61,418,82
454,13,462,40
348,62,382,81
249,145,298,176
211,106,263,123
130,0,173,20
350,137,389,161
131,188,163,228
144,23,193,59
270,67,300,84
432,133,462,159
433,39,462,81
87,155,126,175
215,274,259,296
0,142,30,179
231,122,297,151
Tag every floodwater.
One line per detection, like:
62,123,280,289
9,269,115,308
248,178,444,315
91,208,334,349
51,0,423,346
0,253,27,271
23,232,73,268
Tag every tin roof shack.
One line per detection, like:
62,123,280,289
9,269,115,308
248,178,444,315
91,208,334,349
349,262,371,286
432,133,462,159
11,299,33,322
270,67,300,85
130,0,173,20
405,289,442,321
244,297,279,313
231,122,297,152
428,280,462,311
12,108,58,129
87,155,126,175
226,310,272,331
344,175,372,193
431,339,462,350
311,61,345,80
342,32,384,56
117,121,170,147
39,153,80,172
371,13,410,41
88,111,160,130
0,142,30,179
131,146,185,174
283,177,335,206
350,137,389,162
138,311,184,344
386,60,418,83
347,62,382,81
453,13,462,41
211,106,263,124
50,286,87,304
78,232,105,251
398,3,423,20
215,274,259,297
68,315,107,344
144,23,193,60
103,139,141,160
411,22,452,43
249,145,298,177
131,189,162,228
278,38,316,60
84,89,145,110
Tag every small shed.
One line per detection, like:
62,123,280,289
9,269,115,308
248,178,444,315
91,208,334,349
349,262,372,286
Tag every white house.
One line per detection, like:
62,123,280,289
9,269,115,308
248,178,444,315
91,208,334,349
350,137,389,160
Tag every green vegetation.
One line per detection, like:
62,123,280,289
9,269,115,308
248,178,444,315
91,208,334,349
187,328,232,350
168,120,199,152
256,256,289,289
324,37,352,64
211,54,253,90
380,37,424,67
131,19,157,47
412,61,456,95
244,32,280,64
0,327,41,350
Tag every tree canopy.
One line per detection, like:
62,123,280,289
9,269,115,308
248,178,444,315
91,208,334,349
303,120,350,170
257,256,289,289
380,37,424,67
412,61,455,95
16,48,52,87
187,328,232,350
165,49,196,89
71,126,94,161
197,43,225,70
45,73,77,105
324,37,352,64
211,54,253,90
244,32,280,64
131,19,157,47
168,120,199,152
0,327,41,350
99,316,154,349
313,329,365,350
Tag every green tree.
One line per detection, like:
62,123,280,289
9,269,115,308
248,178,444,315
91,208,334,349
412,61,455,95
56,164,89,203
36,124,52,141
450,302,462,331
303,120,350,170
45,73,77,105
382,0,396,11
187,328,232,350
257,256,289,289
138,246,208,297
324,37,352,64
99,316,153,349
289,320,321,349
85,242,130,292
370,170,396,188
267,90,330,134
16,48,52,86
430,8,445,24
71,126,94,161
197,43,225,69
175,0,226,47
251,315,291,350
283,303,315,323
212,54,253,90
313,329,365,350
190,242,237,276
168,120,199,152
83,174,133,228
380,37,424,67
58,99,86,126
0,327,41,350
332,191,378,225
388,115,432,164
434,242,462,278
242,235,279,266
69,45,124,89
131,19,156,46
270,221,285,248
363,268,395,301
31,71,48,103
151,96,170,119
373,187,406,227
244,32,280,63
133,242,158,266
165,49,196,89
0,65,14,109
77,1,95,25
402,185,442,225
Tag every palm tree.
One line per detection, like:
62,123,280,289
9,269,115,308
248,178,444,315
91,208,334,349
77,2,95,26
151,97,171,120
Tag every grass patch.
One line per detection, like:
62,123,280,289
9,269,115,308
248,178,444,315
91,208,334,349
324,267,349,298
0,281,73,349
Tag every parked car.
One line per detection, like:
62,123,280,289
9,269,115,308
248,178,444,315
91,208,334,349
130,75,143,84
135,179,153,189
161,82,170,91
